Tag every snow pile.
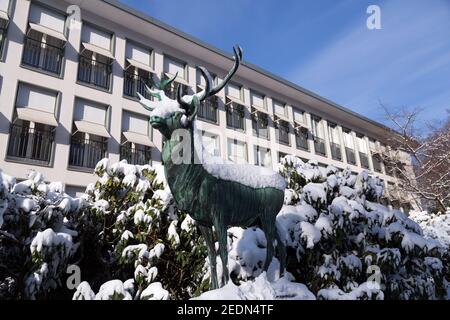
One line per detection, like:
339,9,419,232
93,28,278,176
195,273,315,300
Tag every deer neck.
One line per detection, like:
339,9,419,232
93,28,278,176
160,123,207,216
161,126,196,167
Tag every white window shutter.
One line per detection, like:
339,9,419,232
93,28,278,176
344,131,354,149
358,136,368,154
17,84,57,114
273,101,285,116
312,118,323,138
0,0,9,13
29,4,65,33
127,43,150,65
227,83,241,99
164,57,185,78
82,25,111,50
74,99,107,125
328,124,340,143
122,112,148,135
293,109,304,123
251,92,265,109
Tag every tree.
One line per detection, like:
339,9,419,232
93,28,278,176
381,106,450,213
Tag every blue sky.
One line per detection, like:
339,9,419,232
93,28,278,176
119,0,450,128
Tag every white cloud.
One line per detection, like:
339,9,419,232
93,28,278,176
288,0,450,122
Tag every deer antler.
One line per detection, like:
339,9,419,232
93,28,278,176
137,93,156,111
187,45,243,103
158,72,178,90
208,45,243,97
175,45,243,123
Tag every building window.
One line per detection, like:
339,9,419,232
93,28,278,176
78,24,114,90
252,109,269,139
275,118,290,146
201,131,220,157
164,80,188,100
120,142,152,166
0,21,6,58
343,128,356,165
0,0,10,59
69,99,110,170
7,83,59,165
120,111,153,165
295,126,309,151
328,122,342,161
369,139,383,173
197,85,218,123
227,139,247,164
22,4,67,75
78,49,112,90
124,68,154,99
69,131,107,169
7,121,55,164
357,134,370,169
199,95,218,123
311,116,326,156
124,41,154,99
22,30,65,75
254,146,271,168
226,101,245,131
372,153,383,173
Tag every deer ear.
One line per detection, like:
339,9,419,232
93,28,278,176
187,96,200,122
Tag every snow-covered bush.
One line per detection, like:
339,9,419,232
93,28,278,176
0,169,83,299
218,156,448,300
70,160,207,300
2,155,449,300
410,210,450,249
0,160,207,300
277,156,448,299
410,209,450,293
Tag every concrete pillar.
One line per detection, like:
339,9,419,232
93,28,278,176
337,125,347,163
352,131,361,167
322,119,331,159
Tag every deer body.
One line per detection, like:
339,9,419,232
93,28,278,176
162,129,284,227
138,46,286,289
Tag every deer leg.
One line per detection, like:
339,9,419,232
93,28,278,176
260,217,275,271
199,225,218,290
215,223,230,287
275,226,286,276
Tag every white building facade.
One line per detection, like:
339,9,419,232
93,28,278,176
0,0,414,211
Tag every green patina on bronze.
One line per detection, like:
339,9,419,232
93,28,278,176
138,46,286,289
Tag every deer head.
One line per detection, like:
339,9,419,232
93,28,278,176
137,45,243,139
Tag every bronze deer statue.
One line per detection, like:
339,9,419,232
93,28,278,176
137,46,286,289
